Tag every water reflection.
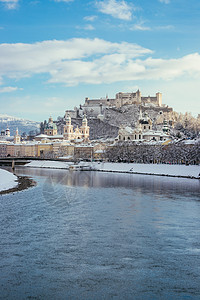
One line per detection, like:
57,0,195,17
15,166,200,199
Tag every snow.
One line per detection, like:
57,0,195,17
58,155,73,160
35,134,48,138
0,114,21,122
184,139,199,145
24,160,200,179
0,169,18,192
89,162,200,179
25,160,72,169
95,150,104,153
124,126,134,134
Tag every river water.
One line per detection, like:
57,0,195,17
0,167,200,300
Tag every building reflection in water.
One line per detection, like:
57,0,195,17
14,166,200,196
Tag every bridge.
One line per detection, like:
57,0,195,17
0,157,69,167
0,158,31,167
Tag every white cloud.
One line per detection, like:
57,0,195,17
96,0,132,20
130,23,151,31
0,86,22,93
84,15,98,22
159,0,170,4
0,0,18,9
0,38,200,87
141,53,200,81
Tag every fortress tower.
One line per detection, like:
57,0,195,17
156,92,162,107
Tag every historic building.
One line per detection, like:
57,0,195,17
63,114,90,142
139,112,152,132
5,127,10,137
118,113,170,142
115,90,162,108
0,143,7,157
118,125,143,141
0,127,10,138
14,128,21,144
44,116,58,136
81,90,163,117
62,90,165,121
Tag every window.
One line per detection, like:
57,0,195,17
139,135,141,139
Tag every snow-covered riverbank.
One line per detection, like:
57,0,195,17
0,169,18,192
25,160,200,179
91,162,200,179
25,160,72,169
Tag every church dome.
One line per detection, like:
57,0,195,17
139,112,152,125
45,123,57,130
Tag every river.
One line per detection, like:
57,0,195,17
0,167,200,299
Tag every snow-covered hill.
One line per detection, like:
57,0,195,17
0,114,40,135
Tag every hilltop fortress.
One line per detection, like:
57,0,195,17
83,90,162,116
65,90,167,119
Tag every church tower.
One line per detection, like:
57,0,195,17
14,128,21,144
63,113,74,140
80,114,90,141
48,116,53,124
5,126,10,137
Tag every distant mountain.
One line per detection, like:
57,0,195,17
0,114,40,136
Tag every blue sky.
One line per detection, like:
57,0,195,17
0,0,199,121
